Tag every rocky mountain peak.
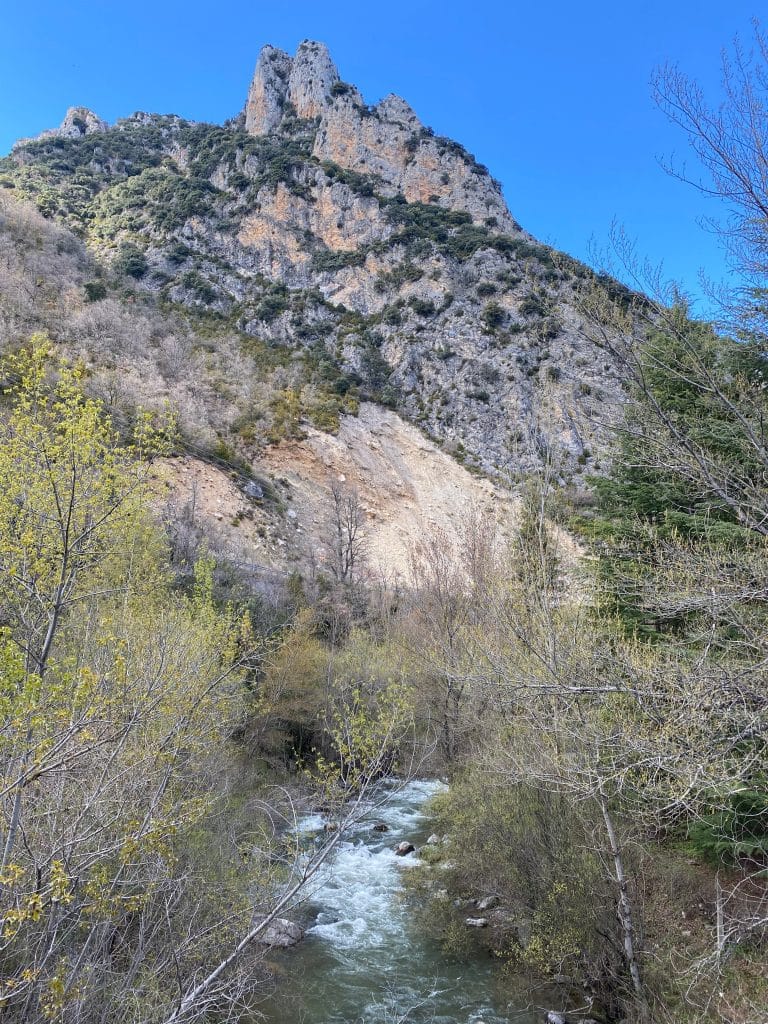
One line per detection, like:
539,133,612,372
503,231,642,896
245,39,341,134
13,105,108,150
288,40,341,118
244,45,292,134
58,106,108,138
244,40,517,230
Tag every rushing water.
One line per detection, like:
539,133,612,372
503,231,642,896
259,779,537,1024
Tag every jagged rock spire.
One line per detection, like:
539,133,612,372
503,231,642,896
245,39,341,135
57,107,108,138
243,39,517,231
245,45,292,134
288,40,340,119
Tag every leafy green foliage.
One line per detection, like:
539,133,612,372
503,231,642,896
482,300,505,330
593,322,767,540
405,770,618,986
113,242,148,278
83,279,107,302
0,341,273,1022
408,296,436,317
689,785,768,865
321,159,378,197
311,248,367,272
89,166,221,242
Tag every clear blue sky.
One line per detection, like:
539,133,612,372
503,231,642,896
0,1,760,311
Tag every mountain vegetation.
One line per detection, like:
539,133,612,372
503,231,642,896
0,27,766,1024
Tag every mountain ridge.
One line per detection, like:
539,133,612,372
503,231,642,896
1,40,639,486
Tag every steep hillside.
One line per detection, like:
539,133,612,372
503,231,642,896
154,403,518,582
0,40,639,482
0,193,519,580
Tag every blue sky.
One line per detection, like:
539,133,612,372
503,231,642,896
0,1,760,311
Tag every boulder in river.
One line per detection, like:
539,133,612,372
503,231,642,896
394,841,415,856
372,822,389,832
426,833,440,845
255,917,304,947
465,916,488,927
545,1013,567,1024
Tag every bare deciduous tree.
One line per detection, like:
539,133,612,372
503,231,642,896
324,479,367,586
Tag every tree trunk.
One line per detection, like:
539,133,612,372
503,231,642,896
599,790,650,1022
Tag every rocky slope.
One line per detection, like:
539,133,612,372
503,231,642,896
1,39,638,487
154,403,519,582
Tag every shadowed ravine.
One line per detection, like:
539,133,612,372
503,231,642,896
259,780,536,1024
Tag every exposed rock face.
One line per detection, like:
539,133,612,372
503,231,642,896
13,106,108,150
57,106,108,138
244,40,516,230
245,45,293,134
3,40,640,482
313,92,517,230
261,404,519,579
245,40,346,135
289,40,341,118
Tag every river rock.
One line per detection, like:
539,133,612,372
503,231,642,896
394,841,415,856
545,1013,567,1024
255,917,304,947
426,833,440,845
476,895,499,911
372,823,389,832
465,916,488,927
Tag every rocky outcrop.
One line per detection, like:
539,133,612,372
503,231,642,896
245,40,347,135
57,106,108,138
13,106,108,150
244,40,517,230
313,91,518,230
288,40,342,118
245,45,293,134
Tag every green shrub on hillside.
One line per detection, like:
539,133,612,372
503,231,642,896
113,242,148,279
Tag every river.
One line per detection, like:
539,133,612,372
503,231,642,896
258,778,538,1024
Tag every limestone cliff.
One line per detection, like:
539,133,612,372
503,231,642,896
245,41,517,231
1,40,640,482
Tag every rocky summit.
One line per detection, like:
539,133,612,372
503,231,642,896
1,40,637,482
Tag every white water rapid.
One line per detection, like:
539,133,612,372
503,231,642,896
259,779,537,1024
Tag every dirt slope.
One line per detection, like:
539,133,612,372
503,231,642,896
262,403,519,579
